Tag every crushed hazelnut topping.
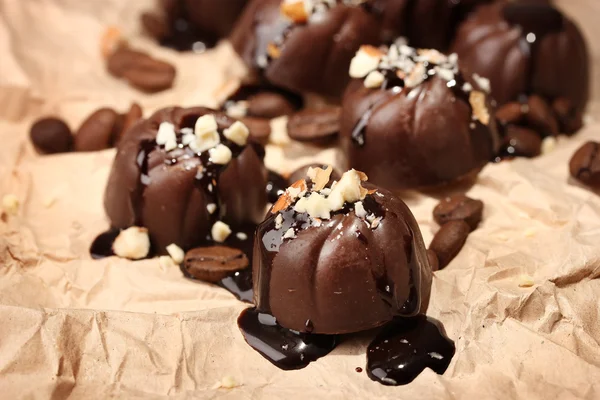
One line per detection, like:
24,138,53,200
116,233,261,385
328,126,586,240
272,179,308,213
156,122,177,151
113,227,150,260
2,194,19,215
469,90,490,126
223,121,249,146
207,203,217,214
294,192,332,219
236,232,248,240
283,228,296,239
518,274,535,288
209,144,233,165
328,169,368,211
195,114,218,136
349,46,383,78
307,165,333,191
354,201,367,218
280,0,309,23
541,137,557,154
364,70,385,89
166,243,185,264
211,221,232,243
267,43,282,59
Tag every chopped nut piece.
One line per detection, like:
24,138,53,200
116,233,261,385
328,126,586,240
223,121,250,146
220,375,239,389
307,165,333,191
226,101,249,119
156,122,177,151
404,62,426,88
271,179,308,213
209,144,233,165
349,45,382,78
195,114,218,136
100,26,123,58
207,203,217,214
280,0,309,23
159,255,177,269
166,243,185,264
182,133,196,146
267,43,282,59
469,90,490,126
294,192,331,219
473,73,491,93
328,169,369,211
192,130,220,153
275,213,284,229
211,221,232,243
518,274,535,288
364,70,385,88
283,228,296,239
113,227,150,260
354,201,367,218
236,232,248,240
2,194,19,215
541,136,557,154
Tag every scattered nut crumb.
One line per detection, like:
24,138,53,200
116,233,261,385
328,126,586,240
518,274,535,288
364,70,385,89
166,243,185,264
156,122,177,151
267,43,282,59
272,179,308,213
469,90,490,126
294,192,331,219
523,228,536,238
354,201,367,218
541,136,557,154
307,165,333,191
275,214,284,229
211,221,232,243
349,45,382,78
113,227,150,260
207,204,217,214
283,228,296,239
223,121,249,146
2,194,19,215
328,169,368,211
280,0,309,23
236,232,248,240
209,144,233,165
473,73,491,93
212,375,240,390
158,255,177,270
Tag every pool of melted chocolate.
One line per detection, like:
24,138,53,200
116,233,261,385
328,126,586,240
238,307,339,370
366,315,455,386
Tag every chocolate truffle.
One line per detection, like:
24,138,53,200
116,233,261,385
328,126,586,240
340,42,500,190
451,2,589,134
104,107,268,254
230,0,382,99
376,0,491,51
147,0,249,51
254,167,432,334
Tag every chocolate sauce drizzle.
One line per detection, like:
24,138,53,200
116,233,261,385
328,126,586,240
238,307,338,370
366,315,455,386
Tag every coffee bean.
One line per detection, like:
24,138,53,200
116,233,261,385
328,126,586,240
526,95,559,136
247,92,297,119
183,246,249,283
427,249,439,272
569,141,600,188
433,194,484,231
496,102,525,125
74,108,119,152
501,125,542,158
287,163,342,186
287,106,341,142
552,97,583,135
240,116,271,145
107,45,176,93
115,102,143,144
140,12,169,40
29,117,73,154
429,220,471,270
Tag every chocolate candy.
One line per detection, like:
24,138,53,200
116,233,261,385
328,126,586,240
569,142,600,189
29,117,73,154
253,167,432,334
230,0,382,99
104,107,268,254
340,43,500,190
451,2,589,135
376,0,491,51
433,194,483,231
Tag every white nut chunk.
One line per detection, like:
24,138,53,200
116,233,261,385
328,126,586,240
349,45,382,78
193,114,221,152
223,121,249,146
294,192,331,219
327,169,368,211
211,221,232,243
113,227,150,260
209,144,233,165
2,194,19,215
364,70,385,89
156,122,177,151
166,243,185,264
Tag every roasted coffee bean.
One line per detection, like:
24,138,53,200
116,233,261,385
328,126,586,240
526,95,559,136
569,141,600,188
501,125,542,158
495,102,525,125
140,12,169,40
183,246,249,283
287,106,341,142
427,249,439,272
107,46,176,93
74,108,119,152
287,163,342,186
429,220,471,270
29,117,73,154
116,102,143,144
433,194,484,231
247,91,297,119
552,97,583,134
240,116,271,145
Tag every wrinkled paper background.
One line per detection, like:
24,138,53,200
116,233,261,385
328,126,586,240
1,1,600,398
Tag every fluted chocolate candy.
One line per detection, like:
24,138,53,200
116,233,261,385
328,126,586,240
451,1,589,134
376,0,491,51
104,107,268,254
253,167,432,334
340,42,500,190
230,0,382,99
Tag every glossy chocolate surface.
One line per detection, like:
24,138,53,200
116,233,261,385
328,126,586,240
253,182,432,334
230,0,382,99
104,107,268,255
451,2,589,123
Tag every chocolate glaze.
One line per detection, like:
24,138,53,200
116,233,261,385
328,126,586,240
230,0,382,99
90,229,121,259
158,0,248,51
376,0,491,51
238,307,338,370
340,46,500,190
254,184,432,334
451,2,589,131
366,315,455,386
104,107,268,255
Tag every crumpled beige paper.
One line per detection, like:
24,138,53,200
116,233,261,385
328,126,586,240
1,0,600,398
